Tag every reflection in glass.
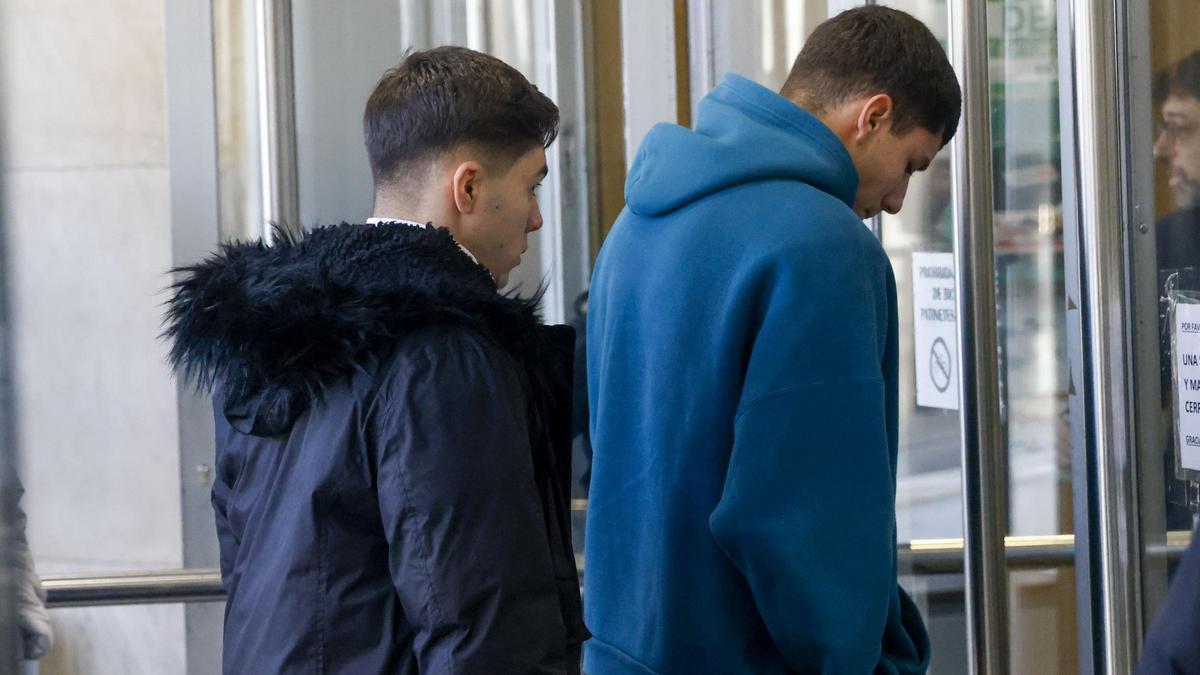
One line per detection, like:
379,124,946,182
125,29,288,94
1142,0,1200,640
1150,12,1200,528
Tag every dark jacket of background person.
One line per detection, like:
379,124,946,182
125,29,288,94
1139,519,1200,674
165,222,587,674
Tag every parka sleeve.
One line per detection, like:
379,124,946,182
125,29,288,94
370,330,571,673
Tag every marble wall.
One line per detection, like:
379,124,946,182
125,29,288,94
0,0,190,672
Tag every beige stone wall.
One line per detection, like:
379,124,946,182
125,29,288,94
0,0,187,672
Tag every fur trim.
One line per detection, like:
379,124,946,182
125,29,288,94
163,223,549,432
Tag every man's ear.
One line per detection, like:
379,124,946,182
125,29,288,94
854,93,895,143
451,160,484,215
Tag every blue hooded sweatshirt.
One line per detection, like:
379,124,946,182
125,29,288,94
584,74,930,674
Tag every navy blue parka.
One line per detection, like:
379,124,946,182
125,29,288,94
165,223,588,673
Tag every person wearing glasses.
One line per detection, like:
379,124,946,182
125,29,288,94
1154,50,1200,273
1140,49,1200,675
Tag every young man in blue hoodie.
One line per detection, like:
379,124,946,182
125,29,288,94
585,7,961,674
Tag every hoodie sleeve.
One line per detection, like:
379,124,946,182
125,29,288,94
707,241,928,674
371,328,570,674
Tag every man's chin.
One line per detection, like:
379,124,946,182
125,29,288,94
1175,191,1200,211
1171,177,1200,210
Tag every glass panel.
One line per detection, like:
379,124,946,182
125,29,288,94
1139,0,1200,627
881,1,1074,671
1148,0,1200,525
288,1,405,229
985,0,1076,672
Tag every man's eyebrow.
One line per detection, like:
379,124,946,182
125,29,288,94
535,164,549,180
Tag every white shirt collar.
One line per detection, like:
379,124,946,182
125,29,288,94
366,217,480,265
366,217,425,228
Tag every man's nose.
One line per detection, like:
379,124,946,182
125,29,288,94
882,180,910,215
527,203,544,233
1154,129,1175,161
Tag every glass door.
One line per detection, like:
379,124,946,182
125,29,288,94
690,0,1078,671
982,1,1075,672
1116,0,1200,663
866,0,1072,670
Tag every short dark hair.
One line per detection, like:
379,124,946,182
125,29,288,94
363,46,559,186
1155,50,1200,105
781,6,961,147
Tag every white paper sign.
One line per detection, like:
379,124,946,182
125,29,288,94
912,252,960,410
1173,302,1200,473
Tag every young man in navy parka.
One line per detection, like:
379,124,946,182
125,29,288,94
585,8,960,674
166,47,587,673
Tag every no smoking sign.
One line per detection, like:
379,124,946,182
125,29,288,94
912,253,960,410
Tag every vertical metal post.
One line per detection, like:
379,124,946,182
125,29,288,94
164,0,225,670
948,0,1009,673
0,57,23,675
1068,0,1142,671
1056,0,1098,670
255,0,300,239
1122,0,1169,645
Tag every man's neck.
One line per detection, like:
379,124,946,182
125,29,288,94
370,192,434,225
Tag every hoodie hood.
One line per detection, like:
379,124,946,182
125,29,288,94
164,223,547,437
625,73,859,217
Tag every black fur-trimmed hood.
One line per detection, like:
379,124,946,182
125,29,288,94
164,222,554,436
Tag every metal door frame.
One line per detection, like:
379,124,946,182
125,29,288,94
0,18,22,667
1058,0,1166,673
